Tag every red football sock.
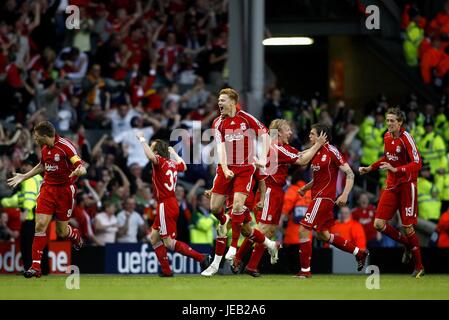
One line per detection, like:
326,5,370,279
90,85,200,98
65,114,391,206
31,232,47,270
407,232,424,270
153,241,172,274
215,237,227,256
235,238,253,262
329,234,359,255
231,209,246,247
249,229,265,244
381,224,409,246
246,243,265,271
174,240,204,262
299,240,312,272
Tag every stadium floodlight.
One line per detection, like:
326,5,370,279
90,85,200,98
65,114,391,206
262,37,314,46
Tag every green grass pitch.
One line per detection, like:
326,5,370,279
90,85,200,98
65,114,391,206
1,274,449,300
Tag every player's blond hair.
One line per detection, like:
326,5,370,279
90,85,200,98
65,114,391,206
219,88,239,103
269,119,289,134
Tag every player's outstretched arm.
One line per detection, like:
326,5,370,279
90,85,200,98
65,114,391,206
7,163,44,188
336,163,354,207
298,179,313,196
361,153,387,174
169,147,186,168
358,165,372,175
258,133,271,168
136,131,158,164
296,131,327,166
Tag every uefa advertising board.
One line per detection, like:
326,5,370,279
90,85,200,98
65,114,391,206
104,243,212,274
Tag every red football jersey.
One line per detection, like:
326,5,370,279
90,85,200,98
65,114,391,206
152,155,187,201
212,110,268,166
371,128,422,189
40,135,82,185
265,143,300,187
310,143,346,200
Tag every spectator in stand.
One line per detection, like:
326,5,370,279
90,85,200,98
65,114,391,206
83,64,107,110
113,115,160,168
208,31,228,93
358,107,385,195
401,4,427,32
403,6,424,67
189,193,216,246
262,88,284,126
94,202,119,246
417,165,441,224
92,3,113,45
420,37,449,86
107,103,140,139
32,79,62,125
0,211,17,242
329,206,366,251
71,191,102,246
175,184,192,244
436,209,449,247
279,172,312,272
180,76,210,116
55,47,89,81
72,6,94,55
158,32,184,81
116,197,146,243
351,193,379,248
427,0,449,39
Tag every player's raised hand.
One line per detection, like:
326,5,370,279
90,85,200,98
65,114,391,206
379,162,397,173
358,166,372,175
7,173,26,188
316,131,327,146
69,165,87,178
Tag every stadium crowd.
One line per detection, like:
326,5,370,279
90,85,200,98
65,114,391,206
0,0,449,259
402,0,449,92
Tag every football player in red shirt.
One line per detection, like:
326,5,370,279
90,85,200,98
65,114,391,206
136,132,210,276
297,123,368,278
201,88,280,276
359,107,424,278
8,121,86,278
231,119,326,276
